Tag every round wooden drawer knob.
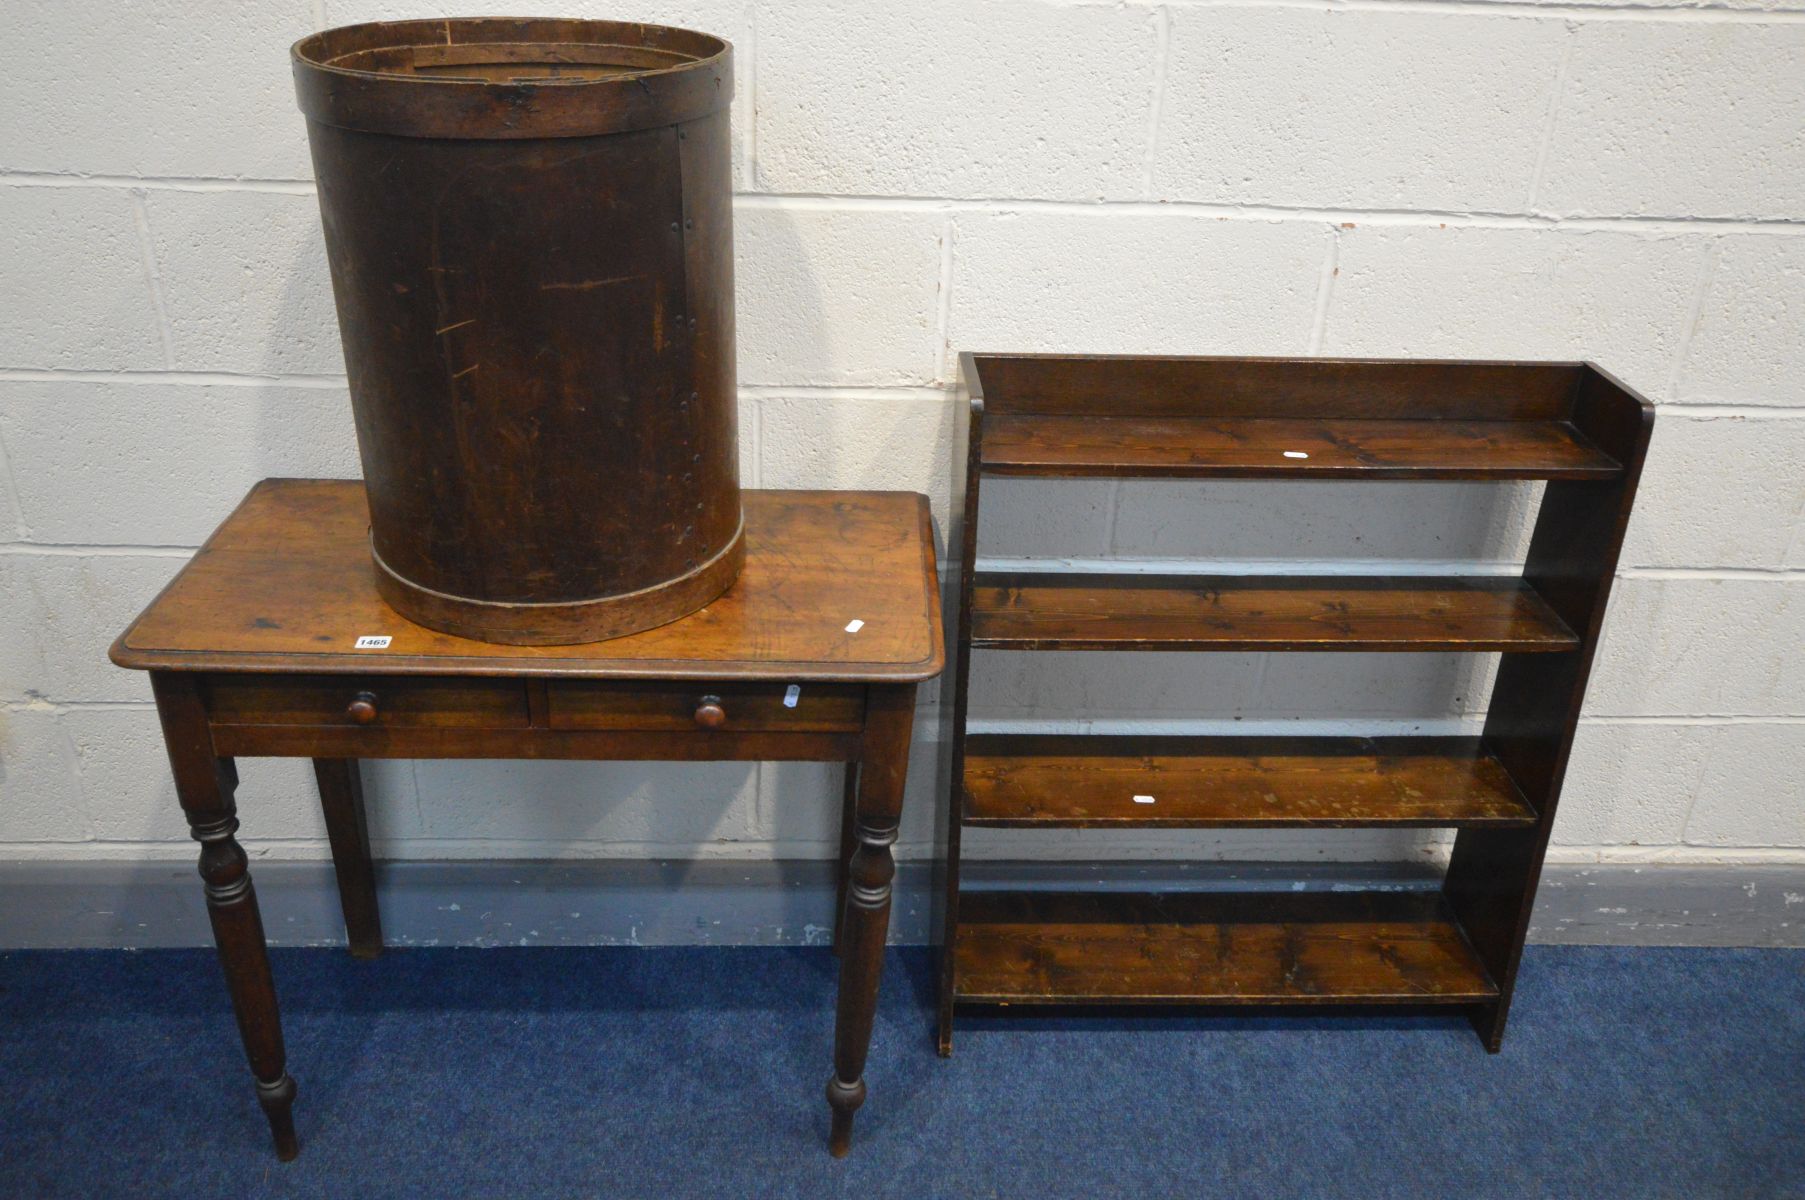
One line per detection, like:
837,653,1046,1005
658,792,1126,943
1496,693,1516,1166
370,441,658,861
346,691,380,724
693,695,727,729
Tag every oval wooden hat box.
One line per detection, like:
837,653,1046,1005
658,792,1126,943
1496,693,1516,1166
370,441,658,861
292,19,743,645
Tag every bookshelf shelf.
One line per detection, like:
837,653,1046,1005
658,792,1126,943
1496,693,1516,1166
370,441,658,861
937,353,1653,1055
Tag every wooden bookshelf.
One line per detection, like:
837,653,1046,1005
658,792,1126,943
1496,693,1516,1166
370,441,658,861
962,735,1538,829
937,353,1653,1055
981,415,1622,480
970,572,1579,653
954,891,1498,1005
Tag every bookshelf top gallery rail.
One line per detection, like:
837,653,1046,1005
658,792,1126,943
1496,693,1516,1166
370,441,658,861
963,353,1646,481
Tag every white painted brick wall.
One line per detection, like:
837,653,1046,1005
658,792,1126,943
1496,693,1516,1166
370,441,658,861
0,2,317,180
143,190,343,376
978,480,1117,560
1621,412,1805,569
754,392,955,531
756,0,1160,199
0,381,360,544
1154,9,1568,211
1,189,168,370
405,758,764,847
1678,236,1805,406
1551,722,1711,848
1,0,1802,873
1536,22,1805,220
68,708,336,844
1686,723,1805,847
0,710,83,843
735,207,946,386
1324,225,1705,399
0,554,177,705
1108,481,1540,565
1590,579,1804,718
948,213,1328,359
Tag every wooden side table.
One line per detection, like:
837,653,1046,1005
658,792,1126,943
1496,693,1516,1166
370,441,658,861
110,479,944,1160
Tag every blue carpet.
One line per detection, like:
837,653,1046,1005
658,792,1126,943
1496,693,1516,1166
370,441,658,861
0,945,1800,1198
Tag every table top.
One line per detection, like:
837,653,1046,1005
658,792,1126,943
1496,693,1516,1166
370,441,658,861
112,479,944,682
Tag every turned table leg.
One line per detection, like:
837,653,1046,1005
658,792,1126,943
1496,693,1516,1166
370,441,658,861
152,673,299,1162
833,761,859,957
313,758,383,958
826,684,915,1157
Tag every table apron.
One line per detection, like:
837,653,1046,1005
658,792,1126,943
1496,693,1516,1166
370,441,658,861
208,723,864,761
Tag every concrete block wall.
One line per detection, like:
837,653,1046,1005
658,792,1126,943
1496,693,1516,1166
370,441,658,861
2,0,1802,873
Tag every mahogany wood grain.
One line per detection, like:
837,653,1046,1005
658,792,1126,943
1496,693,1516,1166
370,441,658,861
980,415,1621,479
962,735,1536,828
151,673,299,1160
294,19,731,140
312,758,383,958
208,722,863,763
206,675,529,728
939,353,1653,1053
827,684,916,1157
546,680,864,732
970,572,1578,653
936,361,987,1057
110,482,942,683
953,890,1497,1005
118,479,943,1159
833,762,859,958
295,19,743,643
967,354,1582,421
1446,365,1654,1050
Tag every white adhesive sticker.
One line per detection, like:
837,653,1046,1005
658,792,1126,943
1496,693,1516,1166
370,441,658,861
1133,794,1157,805
1283,451,1309,459
354,635,392,649
844,619,865,634
783,684,801,708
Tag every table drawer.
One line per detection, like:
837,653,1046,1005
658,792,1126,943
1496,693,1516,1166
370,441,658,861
205,675,530,728
546,680,865,732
